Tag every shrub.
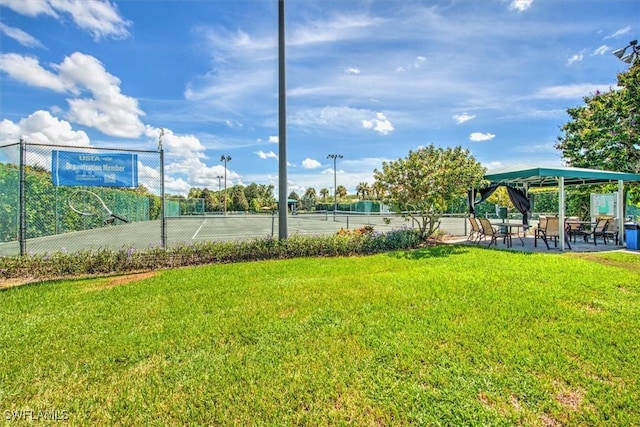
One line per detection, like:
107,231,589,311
0,227,424,281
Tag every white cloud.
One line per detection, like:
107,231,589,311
256,150,277,160
301,158,322,169
0,23,44,48
0,0,57,16
414,56,426,68
469,132,495,142
453,113,476,124
0,52,146,138
536,83,613,99
0,110,91,166
508,0,534,12
593,45,609,56
605,26,631,40
362,112,394,135
0,53,71,92
151,127,206,159
59,53,145,137
0,110,90,146
0,0,131,40
346,67,361,74
268,135,279,143
567,53,584,66
166,157,239,189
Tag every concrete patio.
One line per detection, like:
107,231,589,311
445,232,639,254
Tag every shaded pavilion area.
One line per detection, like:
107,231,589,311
469,165,640,251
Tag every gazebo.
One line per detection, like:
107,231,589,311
470,165,640,251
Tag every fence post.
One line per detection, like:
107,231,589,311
159,132,167,249
18,138,26,256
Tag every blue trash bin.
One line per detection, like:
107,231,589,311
625,222,640,250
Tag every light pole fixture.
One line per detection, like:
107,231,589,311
612,40,639,65
220,155,231,215
327,154,343,217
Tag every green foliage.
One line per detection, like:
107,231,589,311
300,187,317,211
230,185,249,212
0,163,156,243
556,62,640,173
0,228,423,280
374,145,487,238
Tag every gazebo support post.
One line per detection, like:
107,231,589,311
559,177,566,251
618,180,624,245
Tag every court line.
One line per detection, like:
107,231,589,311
192,219,207,240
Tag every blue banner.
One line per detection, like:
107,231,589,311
51,150,138,187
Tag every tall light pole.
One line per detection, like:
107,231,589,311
327,154,343,217
220,155,231,215
216,175,223,212
612,40,639,65
278,0,288,239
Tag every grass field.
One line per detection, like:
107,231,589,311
1,245,639,425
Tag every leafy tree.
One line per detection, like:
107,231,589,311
249,198,261,213
288,191,299,201
555,62,640,204
200,188,217,212
230,185,249,212
244,183,276,210
487,187,514,211
556,62,640,173
374,145,486,238
336,185,347,201
188,187,202,199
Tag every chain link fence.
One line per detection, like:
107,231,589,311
0,141,162,257
1,141,473,258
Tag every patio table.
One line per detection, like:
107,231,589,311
492,222,526,248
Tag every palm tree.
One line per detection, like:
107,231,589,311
336,185,347,201
320,188,329,202
356,182,366,200
372,181,386,201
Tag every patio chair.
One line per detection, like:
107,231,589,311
576,218,610,245
467,216,482,242
603,220,620,245
533,216,548,246
478,218,510,248
565,216,581,243
535,216,572,250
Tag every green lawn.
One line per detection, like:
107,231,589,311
1,245,639,425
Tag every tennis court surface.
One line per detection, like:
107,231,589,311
2,212,467,257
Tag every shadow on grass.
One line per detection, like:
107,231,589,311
387,243,471,260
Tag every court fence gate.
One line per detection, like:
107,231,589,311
0,140,166,257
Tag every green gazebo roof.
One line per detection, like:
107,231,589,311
485,165,640,188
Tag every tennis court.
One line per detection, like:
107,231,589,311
0,213,467,256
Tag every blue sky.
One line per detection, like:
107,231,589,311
0,0,638,196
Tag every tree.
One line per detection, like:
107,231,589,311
556,62,640,173
230,185,249,212
200,188,217,212
372,181,385,200
356,182,371,200
319,188,329,202
374,145,486,239
336,185,347,201
301,187,317,211
288,191,299,201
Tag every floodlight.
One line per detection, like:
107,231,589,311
612,47,627,59
613,40,639,66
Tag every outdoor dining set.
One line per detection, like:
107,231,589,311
466,215,620,250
